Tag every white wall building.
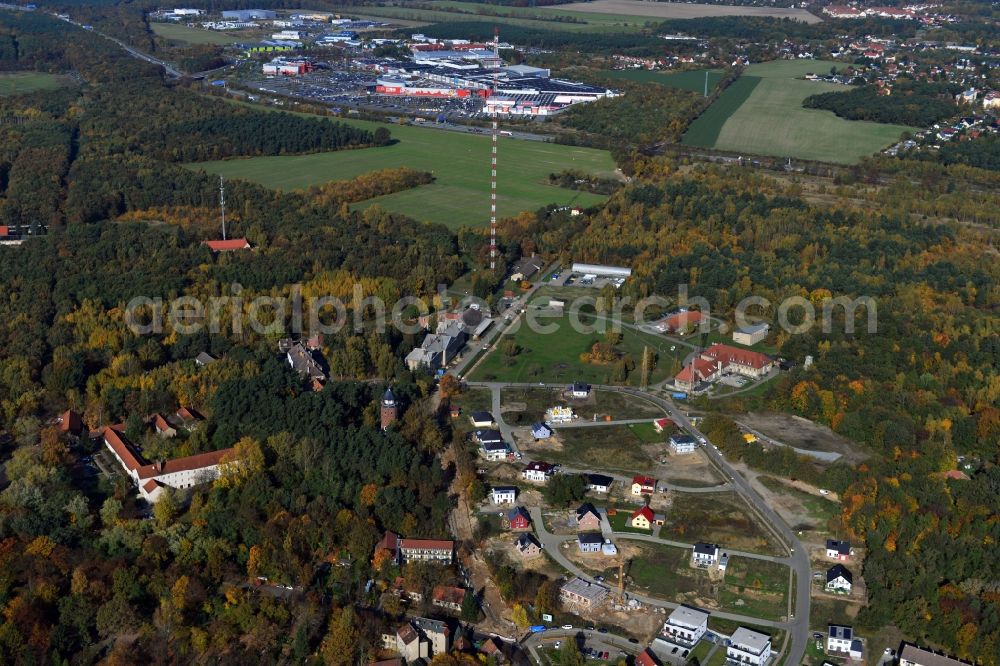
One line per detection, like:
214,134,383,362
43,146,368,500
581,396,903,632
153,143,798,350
727,627,772,666
657,605,709,649
491,487,517,504
103,426,233,503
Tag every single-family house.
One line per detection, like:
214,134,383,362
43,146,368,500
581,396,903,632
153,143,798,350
506,506,531,531
194,351,217,366
576,503,602,532
491,486,517,505
286,342,327,382
826,564,853,594
692,542,720,567
516,533,542,558
577,532,603,553
522,461,557,483
432,585,466,613
510,255,545,282
656,310,705,334
481,440,511,461
57,410,84,437
151,414,176,438
170,406,202,431
656,605,709,649
653,417,674,433
390,577,423,604
629,505,655,530
631,475,657,496
727,627,771,666
569,382,591,398
827,625,862,658
470,411,495,428
531,422,552,440
826,539,851,561
559,577,608,609
669,434,697,454
586,473,614,494
480,638,506,664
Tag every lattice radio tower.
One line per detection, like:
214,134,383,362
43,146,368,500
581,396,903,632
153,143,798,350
219,175,227,241
489,26,499,271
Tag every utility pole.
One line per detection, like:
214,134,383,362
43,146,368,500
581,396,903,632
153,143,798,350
704,70,709,97
641,345,651,391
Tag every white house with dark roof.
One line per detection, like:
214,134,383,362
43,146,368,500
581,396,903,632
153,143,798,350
898,642,973,666
825,564,853,593
826,539,851,561
692,542,720,566
656,605,709,649
827,625,862,659
726,627,771,666
586,473,614,494
491,486,517,505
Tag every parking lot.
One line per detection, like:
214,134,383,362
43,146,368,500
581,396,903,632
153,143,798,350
241,65,487,120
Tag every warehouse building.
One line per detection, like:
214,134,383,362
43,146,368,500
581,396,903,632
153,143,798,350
222,9,276,20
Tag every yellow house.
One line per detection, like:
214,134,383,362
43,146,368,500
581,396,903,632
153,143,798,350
629,506,654,530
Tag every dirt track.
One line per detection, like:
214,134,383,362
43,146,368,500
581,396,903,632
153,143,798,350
558,0,822,23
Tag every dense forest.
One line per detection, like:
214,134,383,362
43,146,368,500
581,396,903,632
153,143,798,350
803,81,961,127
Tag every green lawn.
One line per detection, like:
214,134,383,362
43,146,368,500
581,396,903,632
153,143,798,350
544,426,657,474
329,2,653,31
688,640,713,665
601,68,725,94
0,71,71,96
683,60,914,164
757,476,839,528
606,508,653,534
470,314,682,385
627,421,665,443
186,119,615,229
151,22,243,44
719,557,790,621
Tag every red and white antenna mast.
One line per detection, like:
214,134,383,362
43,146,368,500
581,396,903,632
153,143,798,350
489,26,499,272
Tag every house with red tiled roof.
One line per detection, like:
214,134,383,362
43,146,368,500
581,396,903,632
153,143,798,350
57,410,84,436
432,585,466,613
203,238,251,252
631,475,657,496
635,648,660,666
102,425,234,502
629,505,655,530
151,414,176,438
653,417,674,433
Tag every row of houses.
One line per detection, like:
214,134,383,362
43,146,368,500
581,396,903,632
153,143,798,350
655,605,772,666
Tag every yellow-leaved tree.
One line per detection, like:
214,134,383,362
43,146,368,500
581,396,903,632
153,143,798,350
215,437,265,489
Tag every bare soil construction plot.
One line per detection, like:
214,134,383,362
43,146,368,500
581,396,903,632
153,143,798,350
662,492,782,555
557,0,821,22
738,412,868,463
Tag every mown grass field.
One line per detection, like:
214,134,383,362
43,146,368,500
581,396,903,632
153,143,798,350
601,68,724,93
469,314,681,385
683,60,915,163
0,71,72,96
187,119,616,229
151,22,243,44
682,76,761,147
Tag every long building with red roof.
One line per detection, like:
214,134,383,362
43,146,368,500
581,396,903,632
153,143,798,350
675,343,774,391
102,425,234,502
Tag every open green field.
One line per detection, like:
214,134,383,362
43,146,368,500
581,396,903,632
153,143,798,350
683,60,915,163
187,118,615,229
601,68,724,94
542,425,657,474
662,493,782,555
330,1,653,31
682,76,761,147
721,557,790,620
470,313,682,385
151,22,243,44
0,71,72,96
